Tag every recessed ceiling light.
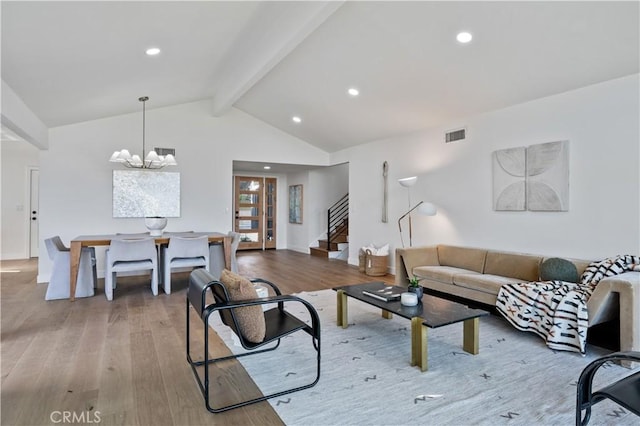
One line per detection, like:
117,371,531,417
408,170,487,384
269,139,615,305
456,32,473,43
145,47,161,56
292,116,302,124
347,87,360,97
263,166,271,170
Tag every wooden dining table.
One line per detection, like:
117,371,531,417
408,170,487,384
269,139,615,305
69,232,231,301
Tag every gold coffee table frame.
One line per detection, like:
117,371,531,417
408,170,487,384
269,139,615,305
336,284,486,372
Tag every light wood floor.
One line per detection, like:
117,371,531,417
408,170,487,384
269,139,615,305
1,250,393,425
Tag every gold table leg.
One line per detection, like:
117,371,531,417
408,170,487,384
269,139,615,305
463,317,480,354
411,317,428,371
382,310,393,319
69,241,82,302
337,290,348,328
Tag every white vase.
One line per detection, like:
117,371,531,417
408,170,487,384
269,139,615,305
144,217,168,236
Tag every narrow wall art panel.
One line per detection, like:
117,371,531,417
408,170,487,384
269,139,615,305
526,140,569,211
493,146,526,211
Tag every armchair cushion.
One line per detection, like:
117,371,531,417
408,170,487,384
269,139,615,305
219,269,266,343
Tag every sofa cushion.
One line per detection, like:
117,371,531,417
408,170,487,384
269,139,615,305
453,273,523,296
484,251,542,282
539,257,579,283
437,245,487,273
413,266,480,284
219,269,266,343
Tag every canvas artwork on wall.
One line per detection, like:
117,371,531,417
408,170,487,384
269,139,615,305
289,184,303,224
493,140,569,211
113,170,181,218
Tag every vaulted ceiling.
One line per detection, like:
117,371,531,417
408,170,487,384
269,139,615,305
2,1,638,153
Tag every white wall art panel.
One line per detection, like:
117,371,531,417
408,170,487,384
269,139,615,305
526,140,569,211
493,146,526,211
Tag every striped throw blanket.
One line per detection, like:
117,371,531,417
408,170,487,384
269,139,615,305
496,255,640,354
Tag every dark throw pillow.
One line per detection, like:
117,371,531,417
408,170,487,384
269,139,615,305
539,257,579,283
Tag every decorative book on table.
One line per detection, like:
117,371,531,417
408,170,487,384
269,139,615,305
362,286,404,302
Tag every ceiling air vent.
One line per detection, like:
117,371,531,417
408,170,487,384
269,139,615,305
155,147,175,156
445,128,466,143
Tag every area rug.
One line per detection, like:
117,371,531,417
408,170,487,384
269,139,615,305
209,290,638,425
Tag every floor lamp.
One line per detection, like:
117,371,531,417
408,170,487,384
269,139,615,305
398,201,437,247
398,176,418,246
398,176,437,247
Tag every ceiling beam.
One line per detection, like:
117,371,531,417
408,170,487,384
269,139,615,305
210,1,345,117
1,80,48,149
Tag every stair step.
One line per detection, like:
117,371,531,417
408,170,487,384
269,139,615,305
317,240,342,250
321,235,348,244
309,247,330,258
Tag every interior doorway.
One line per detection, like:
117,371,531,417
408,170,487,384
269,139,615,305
234,176,277,250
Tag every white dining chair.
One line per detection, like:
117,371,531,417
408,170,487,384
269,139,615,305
44,236,96,300
104,237,158,301
209,231,241,279
161,235,209,295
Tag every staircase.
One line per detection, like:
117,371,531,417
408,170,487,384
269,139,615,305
309,193,348,259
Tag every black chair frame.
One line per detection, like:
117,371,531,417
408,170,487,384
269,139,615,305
186,269,321,413
576,351,640,425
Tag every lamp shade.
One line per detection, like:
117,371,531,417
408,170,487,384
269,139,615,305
417,202,437,216
398,176,418,187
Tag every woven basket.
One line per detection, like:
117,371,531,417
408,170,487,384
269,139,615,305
365,249,388,276
358,249,366,273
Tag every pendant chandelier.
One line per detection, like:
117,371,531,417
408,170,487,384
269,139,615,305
109,96,177,169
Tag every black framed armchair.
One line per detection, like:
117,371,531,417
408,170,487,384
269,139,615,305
186,268,321,413
576,351,640,425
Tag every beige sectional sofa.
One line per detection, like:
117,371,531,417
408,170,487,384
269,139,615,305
395,245,640,355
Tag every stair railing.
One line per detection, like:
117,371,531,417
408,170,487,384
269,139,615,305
327,193,349,250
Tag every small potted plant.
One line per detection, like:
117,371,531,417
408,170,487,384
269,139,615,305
408,276,423,299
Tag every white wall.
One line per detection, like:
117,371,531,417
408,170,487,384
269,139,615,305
333,74,640,270
308,163,349,242
1,140,40,259
37,100,330,282
285,171,310,253
9,74,640,282
284,163,349,253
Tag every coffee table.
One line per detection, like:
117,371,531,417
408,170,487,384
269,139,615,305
333,282,489,372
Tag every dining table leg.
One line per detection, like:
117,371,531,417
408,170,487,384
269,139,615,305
69,241,82,302
223,236,232,270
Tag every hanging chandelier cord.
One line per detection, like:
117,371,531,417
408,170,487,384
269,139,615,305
139,96,148,162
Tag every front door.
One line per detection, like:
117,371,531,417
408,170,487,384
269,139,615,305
234,176,263,250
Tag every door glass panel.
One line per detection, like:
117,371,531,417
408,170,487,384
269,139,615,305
239,180,261,191
238,220,259,230
240,233,259,242
239,207,259,216
239,194,259,204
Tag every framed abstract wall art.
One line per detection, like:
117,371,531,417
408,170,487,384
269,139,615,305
493,140,569,212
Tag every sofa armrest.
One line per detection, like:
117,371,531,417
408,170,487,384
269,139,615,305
588,271,640,356
395,246,439,286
